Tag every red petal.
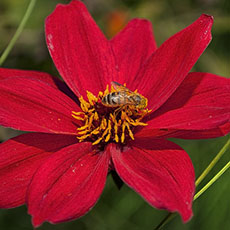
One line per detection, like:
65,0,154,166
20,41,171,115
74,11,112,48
136,123,230,140
147,106,228,130
0,133,76,208
132,14,213,112
0,77,81,134
0,68,61,88
110,139,195,222
171,123,230,139
111,19,157,84
27,143,109,227
0,68,78,101
141,73,230,135
45,1,117,98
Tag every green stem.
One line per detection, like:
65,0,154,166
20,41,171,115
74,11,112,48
154,162,230,230
0,0,37,66
154,213,176,230
154,137,230,230
194,161,230,200
195,138,230,186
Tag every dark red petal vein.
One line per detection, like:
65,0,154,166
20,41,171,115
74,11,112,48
136,123,230,140
0,68,61,88
171,123,230,139
111,18,157,84
0,77,81,134
28,143,109,227
45,0,117,98
132,14,213,111
110,139,195,222
0,133,76,208
140,72,230,136
0,68,78,101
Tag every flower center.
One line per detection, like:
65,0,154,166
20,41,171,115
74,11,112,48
72,82,151,146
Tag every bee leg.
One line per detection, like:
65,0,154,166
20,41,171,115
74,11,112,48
113,106,124,118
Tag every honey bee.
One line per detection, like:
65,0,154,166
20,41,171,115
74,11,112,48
101,81,147,109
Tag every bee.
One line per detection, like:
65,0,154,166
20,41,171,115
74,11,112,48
101,81,148,109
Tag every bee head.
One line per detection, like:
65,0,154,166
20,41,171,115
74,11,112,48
135,95,148,109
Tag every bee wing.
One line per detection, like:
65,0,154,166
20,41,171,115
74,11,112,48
111,81,132,93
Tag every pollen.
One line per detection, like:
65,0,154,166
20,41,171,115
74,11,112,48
72,84,151,146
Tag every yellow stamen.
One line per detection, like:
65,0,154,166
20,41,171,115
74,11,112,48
78,129,89,135
103,85,109,96
92,137,103,145
88,114,94,129
72,111,84,116
72,114,84,121
77,121,89,131
100,118,107,130
72,84,151,145
91,128,100,135
79,96,90,112
87,90,98,105
77,134,90,142
94,112,99,121
98,91,103,98
105,120,112,142
121,121,126,143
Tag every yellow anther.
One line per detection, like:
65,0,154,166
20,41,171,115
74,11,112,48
72,111,84,116
94,112,99,121
92,137,103,145
72,114,84,121
103,85,109,96
98,91,103,98
105,133,111,142
100,118,107,130
135,121,148,126
72,85,151,145
77,134,90,142
100,120,111,143
78,129,89,135
110,113,116,122
129,119,148,126
79,96,90,112
77,119,89,130
126,123,134,140
88,114,94,128
115,135,119,143
121,121,126,143
91,128,100,135
87,91,98,105
88,108,95,114
114,121,119,142
102,126,109,138
108,119,112,128
105,120,112,142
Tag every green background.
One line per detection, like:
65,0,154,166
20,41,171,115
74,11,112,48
0,0,229,229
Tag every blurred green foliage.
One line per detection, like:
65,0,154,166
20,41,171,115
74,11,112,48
0,0,229,229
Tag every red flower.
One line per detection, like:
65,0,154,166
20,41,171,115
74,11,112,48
0,0,229,227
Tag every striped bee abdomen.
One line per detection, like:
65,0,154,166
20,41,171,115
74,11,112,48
102,92,122,107
101,82,148,109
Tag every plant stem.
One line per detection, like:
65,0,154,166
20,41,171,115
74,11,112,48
154,137,230,230
0,0,37,66
154,162,230,230
154,213,176,230
195,138,230,187
194,161,230,200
